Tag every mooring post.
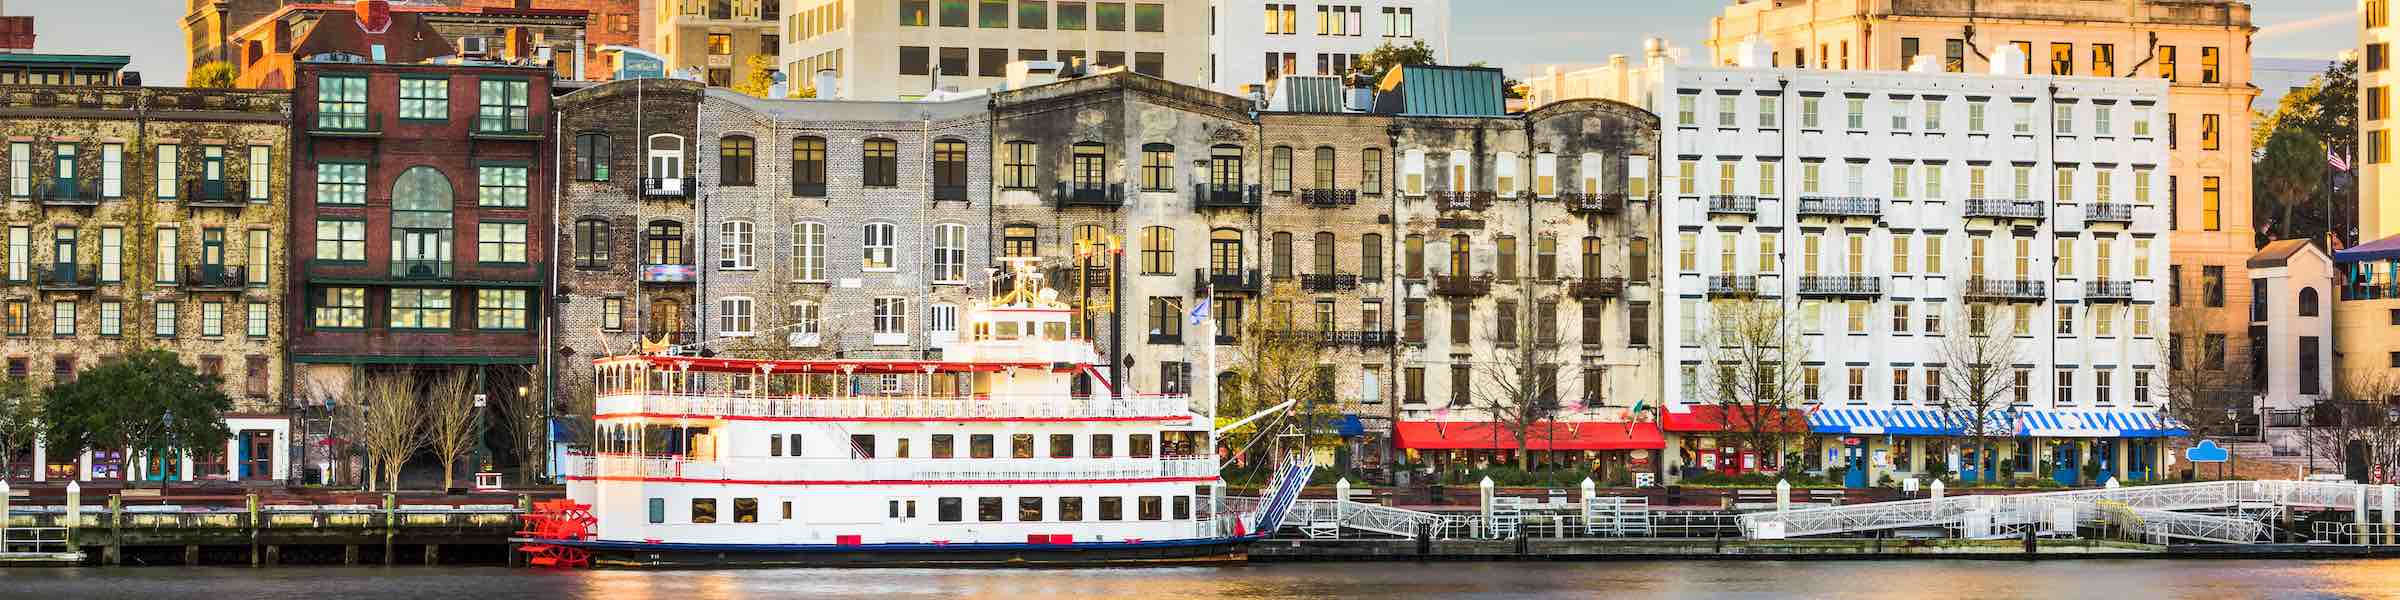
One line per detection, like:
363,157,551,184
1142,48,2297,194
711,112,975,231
63,481,80,553
2382,485,2397,546
0,480,11,552
247,494,260,567
106,494,122,566
424,543,440,566
344,544,359,566
384,493,398,565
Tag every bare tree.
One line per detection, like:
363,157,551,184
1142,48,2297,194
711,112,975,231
0,377,41,478
2296,372,2400,479
2158,305,2255,441
1692,298,1813,472
1470,309,1571,471
1221,282,1333,470
358,372,426,492
424,369,480,491
1931,302,2025,483
499,365,553,486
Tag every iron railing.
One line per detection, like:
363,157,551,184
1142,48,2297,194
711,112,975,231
1300,188,1358,207
2085,203,2135,224
1707,194,1760,215
2084,279,2134,302
1433,273,1493,297
1569,276,1625,299
1708,274,1758,296
1560,192,1626,215
1796,274,1884,297
1795,195,1882,217
1962,277,2047,301
1964,198,2044,220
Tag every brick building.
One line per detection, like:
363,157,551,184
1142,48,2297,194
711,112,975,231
221,0,591,89
0,66,293,482
553,77,702,412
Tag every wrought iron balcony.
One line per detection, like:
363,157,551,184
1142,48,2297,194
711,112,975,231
33,263,96,291
1962,277,2048,301
2084,279,2134,302
36,180,96,207
1796,274,1885,298
1432,273,1493,297
1300,273,1359,292
1706,194,1759,215
1795,196,1883,218
1269,329,1396,347
1707,274,1758,297
1568,276,1625,299
1194,184,1261,209
1561,192,1625,215
642,177,692,198
181,265,249,291
792,182,827,197
1194,267,1261,294
185,179,248,207
1430,190,1495,212
933,185,969,202
2084,203,2135,225
1047,265,1111,291
391,259,454,280
641,263,697,284
1300,188,1358,207
1056,182,1124,208
1963,198,2045,220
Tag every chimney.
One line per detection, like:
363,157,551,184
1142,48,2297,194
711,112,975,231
1989,43,2027,76
355,0,392,34
814,68,839,99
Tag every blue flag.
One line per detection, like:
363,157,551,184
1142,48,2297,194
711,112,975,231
1188,296,1211,326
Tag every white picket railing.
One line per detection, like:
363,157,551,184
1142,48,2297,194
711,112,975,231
564,454,1217,482
598,393,1196,421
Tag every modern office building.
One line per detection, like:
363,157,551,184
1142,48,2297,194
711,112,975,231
779,0,1209,100
2364,0,2396,241
653,0,781,87
1206,0,1449,93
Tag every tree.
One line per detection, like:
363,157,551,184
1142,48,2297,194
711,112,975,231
1220,283,1335,474
498,365,552,486
0,377,42,479
424,369,479,491
42,350,233,483
1692,298,1813,472
2254,127,2327,242
356,372,426,492
1469,314,1570,470
187,61,237,89
2157,305,2253,441
730,55,780,98
2295,373,2400,480
1350,40,1437,78
1930,303,2025,483
2253,59,2358,246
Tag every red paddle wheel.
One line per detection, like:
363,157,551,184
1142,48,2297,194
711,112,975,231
516,499,597,568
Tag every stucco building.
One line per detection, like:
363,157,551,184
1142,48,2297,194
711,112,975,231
2245,239,2334,460
1207,0,1450,93
780,0,1210,100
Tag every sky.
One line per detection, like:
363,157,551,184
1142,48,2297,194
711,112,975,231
7,0,2367,85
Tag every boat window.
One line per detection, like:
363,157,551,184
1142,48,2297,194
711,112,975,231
1139,496,1163,520
769,435,783,456
691,498,717,524
733,498,758,523
787,433,803,457
1018,497,1044,522
932,434,955,458
1011,434,1035,458
994,320,1019,339
1049,434,1075,459
1044,321,1068,340
647,498,665,524
850,434,875,459
978,497,1004,522
1129,434,1154,458
973,321,991,340
970,434,995,459
783,501,794,520
1174,496,1192,520
1090,434,1114,459
1060,497,1085,521
894,438,912,458
1162,431,1203,457
1098,497,1123,521
937,497,963,522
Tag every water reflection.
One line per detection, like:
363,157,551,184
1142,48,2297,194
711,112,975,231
11,559,2400,599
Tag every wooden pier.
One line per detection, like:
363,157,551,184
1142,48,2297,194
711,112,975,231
3,488,527,567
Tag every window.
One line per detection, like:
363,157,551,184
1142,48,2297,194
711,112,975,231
995,140,1039,190
575,133,611,181
2203,265,2225,307
314,220,366,262
400,77,447,121
1800,97,1820,129
931,138,968,197
574,219,611,269
100,301,121,336
245,146,269,200
863,222,897,270
691,498,717,524
1077,142,1111,191
873,297,908,341
2201,176,2222,230
600,298,623,332
155,144,179,199
316,162,366,205
862,138,898,187
478,289,530,330
390,289,452,329
50,301,73,337
2056,369,2076,405
718,220,755,269
717,135,755,186
791,221,825,280
925,223,967,283
2201,47,2220,83
314,287,364,328
477,222,528,263
315,75,367,130
475,79,530,132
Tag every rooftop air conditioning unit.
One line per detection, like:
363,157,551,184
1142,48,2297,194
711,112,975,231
457,36,490,58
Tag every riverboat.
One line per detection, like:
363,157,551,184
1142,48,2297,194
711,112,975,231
547,264,1307,567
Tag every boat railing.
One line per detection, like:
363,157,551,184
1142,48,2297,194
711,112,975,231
566,454,1217,482
601,393,1196,420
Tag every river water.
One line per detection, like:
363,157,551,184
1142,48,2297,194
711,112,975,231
13,560,2400,599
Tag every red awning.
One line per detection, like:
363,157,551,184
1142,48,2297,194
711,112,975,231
1394,421,1663,451
1660,406,1812,433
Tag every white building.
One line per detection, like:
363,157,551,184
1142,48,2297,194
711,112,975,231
2245,239,2335,458
1649,41,2181,487
1207,0,1449,92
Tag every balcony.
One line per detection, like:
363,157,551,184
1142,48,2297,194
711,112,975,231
933,185,969,202
641,330,698,350
1795,196,1883,218
1430,190,1495,212
1270,329,1396,347
642,177,692,199
470,121,544,142
1707,274,1759,297
390,259,454,280
1194,184,1261,209
1195,267,1261,294
792,182,827,197
2085,203,2135,225
1300,273,1359,292
36,180,96,207
1962,277,2048,302
308,112,383,138
184,180,248,207
32,263,96,291
1046,266,1111,292
1432,273,1493,297
1964,198,2045,220
2084,279,2134,303
1706,194,1759,215
181,264,249,291
1300,188,1358,207
1055,182,1124,208
641,263,697,284
1561,192,1625,215
1796,274,1885,298
1568,276,1625,299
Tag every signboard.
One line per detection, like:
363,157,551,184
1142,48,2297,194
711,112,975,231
2183,439,2230,463
1753,521,1786,540
602,45,668,80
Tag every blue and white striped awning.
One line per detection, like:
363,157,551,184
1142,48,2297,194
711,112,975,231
1807,408,2187,438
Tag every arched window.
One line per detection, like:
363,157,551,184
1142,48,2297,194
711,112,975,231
932,138,968,200
718,219,755,269
573,218,610,268
791,136,826,196
574,133,612,181
2299,287,2321,317
1313,231,1336,275
646,220,685,266
648,298,683,336
1312,146,1337,191
862,222,897,270
1403,234,1425,278
1209,228,1245,276
790,221,825,280
1071,142,1107,191
1002,224,1038,258
862,137,898,186
1140,226,1174,275
718,134,755,186
391,166,452,277
1270,145,1294,193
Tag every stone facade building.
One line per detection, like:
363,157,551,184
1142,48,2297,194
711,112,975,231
0,75,292,482
554,78,703,408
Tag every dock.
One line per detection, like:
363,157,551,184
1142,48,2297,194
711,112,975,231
2,484,530,567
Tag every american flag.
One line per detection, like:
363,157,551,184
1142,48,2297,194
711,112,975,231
2330,149,2351,172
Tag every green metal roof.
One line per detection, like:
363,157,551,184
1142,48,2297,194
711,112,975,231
1278,75,1347,113
1376,65,1506,117
0,53,131,69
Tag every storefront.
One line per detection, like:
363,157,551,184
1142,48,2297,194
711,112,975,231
1395,420,1664,486
1805,408,2184,488
1660,406,1812,481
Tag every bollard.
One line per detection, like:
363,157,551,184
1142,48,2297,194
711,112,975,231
1479,476,1495,540
0,480,10,552
247,494,261,567
1776,479,1792,513
106,494,122,566
384,493,398,565
64,481,80,552
1580,477,1597,534
2105,477,2120,490
1930,478,1946,501
2355,487,2370,546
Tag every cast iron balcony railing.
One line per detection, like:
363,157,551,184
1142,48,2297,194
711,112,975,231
1300,188,1358,207
33,263,96,291
1561,192,1625,215
642,176,692,198
641,262,698,284
1056,182,1124,208
2085,203,2135,225
1797,274,1885,298
1195,267,1261,294
1194,184,1261,209
933,184,969,202
181,265,249,291
792,182,827,197
1432,273,1493,297
1568,276,1626,299
1795,196,1883,218
1268,329,1396,347
185,179,248,207
2084,279,2134,302
1429,190,1494,212
1300,273,1359,292
391,259,454,280
1047,266,1111,291
1962,277,2048,301
1707,194,1760,215
36,180,96,207
1963,198,2045,220
1708,274,1759,297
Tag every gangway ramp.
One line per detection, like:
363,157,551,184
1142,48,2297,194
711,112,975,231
1734,480,2395,544
1281,499,1479,539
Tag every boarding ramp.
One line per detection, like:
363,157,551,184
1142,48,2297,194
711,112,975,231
1741,480,2400,544
1280,498,1483,539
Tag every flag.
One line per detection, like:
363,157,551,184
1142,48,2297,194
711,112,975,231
1187,296,1211,326
2331,149,2352,172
